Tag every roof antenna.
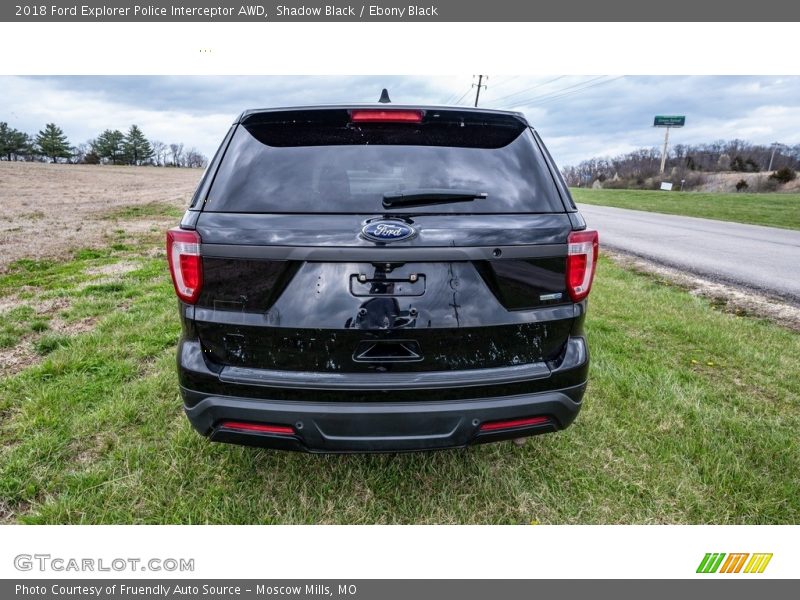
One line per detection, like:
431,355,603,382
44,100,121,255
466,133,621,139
378,88,391,103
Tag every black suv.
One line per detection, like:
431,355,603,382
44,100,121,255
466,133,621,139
168,102,598,453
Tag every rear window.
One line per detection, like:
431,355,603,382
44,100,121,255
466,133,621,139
205,109,564,214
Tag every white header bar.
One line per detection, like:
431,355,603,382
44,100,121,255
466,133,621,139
0,23,798,76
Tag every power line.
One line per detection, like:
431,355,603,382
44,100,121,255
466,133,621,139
497,76,623,109
498,76,608,108
442,89,462,104
442,82,472,104
452,87,474,105
487,75,521,91
442,82,475,105
524,76,626,106
488,76,566,104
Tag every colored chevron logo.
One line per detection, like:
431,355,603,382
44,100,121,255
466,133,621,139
696,553,773,574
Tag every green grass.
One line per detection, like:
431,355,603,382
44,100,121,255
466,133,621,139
571,188,800,230
102,202,184,221
0,306,51,348
0,244,798,524
33,333,72,356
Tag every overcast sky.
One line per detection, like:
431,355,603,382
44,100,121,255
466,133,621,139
2,75,799,166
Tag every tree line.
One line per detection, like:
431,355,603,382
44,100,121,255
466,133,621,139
562,139,800,187
0,121,207,168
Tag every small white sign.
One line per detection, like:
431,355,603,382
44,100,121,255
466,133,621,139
660,182,673,191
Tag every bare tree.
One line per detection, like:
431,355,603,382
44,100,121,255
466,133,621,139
150,140,167,166
562,138,800,187
169,142,184,167
72,142,91,164
182,147,207,169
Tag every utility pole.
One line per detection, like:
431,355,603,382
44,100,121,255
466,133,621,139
653,116,685,176
767,142,782,172
473,75,487,107
659,126,671,175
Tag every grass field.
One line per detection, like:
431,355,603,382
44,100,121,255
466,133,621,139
0,161,200,271
1,225,798,524
571,188,800,230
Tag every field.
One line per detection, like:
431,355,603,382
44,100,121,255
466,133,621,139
571,188,800,230
0,162,798,524
0,162,200,270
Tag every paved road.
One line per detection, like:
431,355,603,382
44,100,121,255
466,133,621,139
576,204,800,302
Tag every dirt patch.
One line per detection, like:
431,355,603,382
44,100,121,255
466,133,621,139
0,316,99,378
49,315,99,336
0,293,99,377
0,162,200,273
84,261,140,277
0,498,31,524
607,250,800,331
0,296,74,376
35,296,72,314
53,315,99,336
0,339,39,377
0,295,70,316
0,295,22,313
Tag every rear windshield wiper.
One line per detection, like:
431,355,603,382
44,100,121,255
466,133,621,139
382,189,488,209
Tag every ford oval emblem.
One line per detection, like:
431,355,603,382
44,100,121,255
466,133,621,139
361,220,417,243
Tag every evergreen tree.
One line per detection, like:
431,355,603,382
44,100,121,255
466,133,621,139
0,122,11,159
94,129,126,165
123,124,153,165
14,131,35,161
35,122,72,163
0,122,34,161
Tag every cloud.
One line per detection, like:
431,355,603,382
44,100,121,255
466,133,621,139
2,75,799,166
492,75,800,164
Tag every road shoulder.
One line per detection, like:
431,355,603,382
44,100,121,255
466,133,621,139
605,249,800,332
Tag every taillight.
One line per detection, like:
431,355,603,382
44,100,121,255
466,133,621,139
166,228,202,304
350,109,424,123
566,230,599,302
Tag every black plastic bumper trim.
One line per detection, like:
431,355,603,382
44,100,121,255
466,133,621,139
183,383,585,453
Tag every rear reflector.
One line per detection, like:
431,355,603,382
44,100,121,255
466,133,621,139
566,229,599,302
166,228,202,304
219,421,295,435
350,109,424,123
478,415,551,432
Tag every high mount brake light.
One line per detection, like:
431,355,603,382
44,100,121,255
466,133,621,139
166,228,202,304
350,109,424,123
566,230,599,302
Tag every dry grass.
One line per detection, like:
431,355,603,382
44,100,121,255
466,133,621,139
606,250,800,331
0,162,200,272
0,161,198,376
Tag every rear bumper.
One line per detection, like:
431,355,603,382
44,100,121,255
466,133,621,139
179,334,589,453
183,383,585,453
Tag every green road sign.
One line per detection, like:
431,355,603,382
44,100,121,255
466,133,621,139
654,115,686,127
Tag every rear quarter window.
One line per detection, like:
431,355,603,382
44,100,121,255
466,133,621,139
204,109,565,214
